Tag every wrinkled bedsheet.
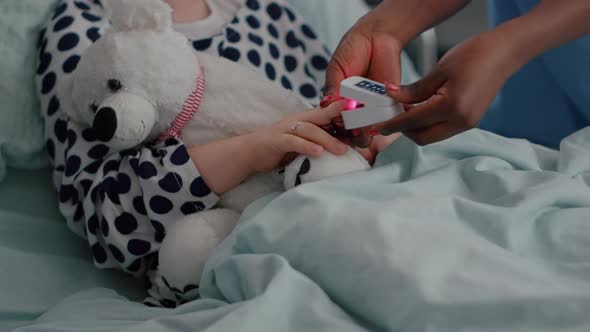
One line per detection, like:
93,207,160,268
12,128,590,332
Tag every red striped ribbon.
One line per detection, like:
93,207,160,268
160,67,206,141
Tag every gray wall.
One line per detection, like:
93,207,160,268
437,1,489,51
365,1,489,51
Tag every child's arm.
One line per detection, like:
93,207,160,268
189,101,350,194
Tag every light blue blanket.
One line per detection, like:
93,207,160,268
14,128,590,332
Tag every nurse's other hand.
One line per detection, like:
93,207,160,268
372,33,516,146
322,11,404,148
323,19,404,98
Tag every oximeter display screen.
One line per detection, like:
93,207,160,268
355,80,386,95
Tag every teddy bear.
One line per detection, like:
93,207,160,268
58,0,370,298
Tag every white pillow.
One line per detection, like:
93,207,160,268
0,0,56,181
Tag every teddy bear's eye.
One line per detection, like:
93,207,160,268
90,103,99,114
107,79,123,92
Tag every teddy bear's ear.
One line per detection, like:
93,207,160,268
57,76,83,124
107,0,172,32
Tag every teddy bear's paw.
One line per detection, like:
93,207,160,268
156,208,240,300
283,148,371,190
218,172,284,212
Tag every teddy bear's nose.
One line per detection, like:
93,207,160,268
93,107,117,142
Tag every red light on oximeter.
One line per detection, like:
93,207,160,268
344,99,358,110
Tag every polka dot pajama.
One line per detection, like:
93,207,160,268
35,0,331,307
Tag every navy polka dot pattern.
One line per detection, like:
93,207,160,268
65,155,81,176
109,244,125,263
246,15,261,29
267,23,279,39
265,62,276,80
149,195,174,214
57,32,80,51
54,16,74,32
281,76,293,90
74,1,91,10
128,239,152,256
246,0,260,11
79,179,93,195
285,30,301,49
115,212,138,235
36,0,331,307
266,3,283,21
269,42,280,59
87,214,99,234
190,177,211,197
284,55,297,72
181,201,205,215
88,144,109,159
102,159,120,174
226,27,241,43
42,72,57,94
92,243,107,263
86,27,101,42
101,216,109,236
62,54,81,73
82,12,101,22
301,24,317,40
221,46,241,62
46,139,56,160
37,52,51,75
52,3,67,20
284,6,296,22
300,83,318,99
66,129,77,148
248,33,264,46
311,55,329,71
248,50,261,67
133,196,147,215
139,162,157,179
192,38,212,51
117,173,132,194
54,119,67,142
158,173,183,193
150,220,166,243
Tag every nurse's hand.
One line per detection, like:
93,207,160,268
371,33,517,145
323,0,472,98
323,17,404,99
322,3,405,149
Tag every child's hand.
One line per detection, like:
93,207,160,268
247,101,350,173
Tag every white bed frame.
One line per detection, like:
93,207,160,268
414,28,439,75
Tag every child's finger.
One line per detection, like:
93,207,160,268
297,100,348,125
278,134,324,157
289,122,348,155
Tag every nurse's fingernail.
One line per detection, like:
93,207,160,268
320,95,333,107
384,81,400,92
369,129,379,137
352,129,361,136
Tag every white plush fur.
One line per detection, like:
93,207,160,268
59,0,369,292
59,19,199,150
